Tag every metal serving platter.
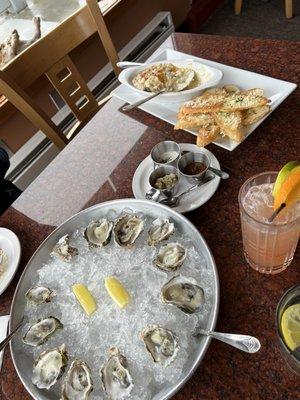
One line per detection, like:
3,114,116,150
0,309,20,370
10,199,219,400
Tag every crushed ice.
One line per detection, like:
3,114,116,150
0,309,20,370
16,211,216,400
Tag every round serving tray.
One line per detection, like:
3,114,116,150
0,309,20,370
10,199,219,400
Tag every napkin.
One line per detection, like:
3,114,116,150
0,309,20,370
0,315,9,370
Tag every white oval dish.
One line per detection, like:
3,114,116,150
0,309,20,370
0,228,21,296
118,60,223,104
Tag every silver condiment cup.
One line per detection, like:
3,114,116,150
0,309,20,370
149,165,180,198
150,141,181,168
178,152,210,184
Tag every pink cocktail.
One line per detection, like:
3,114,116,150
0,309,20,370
238,172,300,274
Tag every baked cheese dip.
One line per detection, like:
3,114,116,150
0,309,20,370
132,63,198,93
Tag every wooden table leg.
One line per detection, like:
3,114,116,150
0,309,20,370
285,0,293,18
235,0,243,15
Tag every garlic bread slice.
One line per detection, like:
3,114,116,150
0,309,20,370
196,123,220,147
242,105,270,126
213,111,244,142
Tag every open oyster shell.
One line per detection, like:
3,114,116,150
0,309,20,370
51,234,78,262
25,286,55,305
61,359,93,400
113,214,144,248
84,219,113,248
160,275,204,314
100,347,133,400
140,325,179,367
23,316,62,347
147,218,174,246
32,344,68,390
154,242,186,271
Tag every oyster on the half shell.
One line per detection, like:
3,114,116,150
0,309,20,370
140,325,179,367
25,286,55,305
154,242,186,271
23,316,62,346
113,214,144,248
147,218,174,246
32,344,68,390
160,275,204,314
100,347,133,400
51,234,78,262
61,359,93,400
83,219,113,248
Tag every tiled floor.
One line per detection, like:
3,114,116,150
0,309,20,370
199,0,300,41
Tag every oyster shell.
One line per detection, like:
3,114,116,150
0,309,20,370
25,286,55,305
140,325,179,367
23,316,62,346
160,275,204,314
147,218,174,246
51,234,78,262
113,214,144,248
32,344,68,390
62,359,93,400
100,347,133,400
154,242,186,271
84,219,113,248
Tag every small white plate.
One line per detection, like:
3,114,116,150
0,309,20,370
132,143,221,213
0,228,21,296
113,48,297,151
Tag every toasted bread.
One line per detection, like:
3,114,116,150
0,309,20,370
202,88,227,97
220,91,269,112
223,85,240,94
213,111,244,142
242,105,270,126
174,112,214,130
181,92,228,114
196,123,220,147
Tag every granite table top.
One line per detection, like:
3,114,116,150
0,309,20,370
0,33,299,400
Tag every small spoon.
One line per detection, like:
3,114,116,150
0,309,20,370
194,327,261,353
0,317,25,352
208,166,229,180
159,175,215,207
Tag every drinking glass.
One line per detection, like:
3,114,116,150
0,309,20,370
275,285,300,375
238,172,300,274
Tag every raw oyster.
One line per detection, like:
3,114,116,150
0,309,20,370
154,242,186,271
113,214,144,248
100,347,133,400
147,218,174,246
160,275,204,314
32,344,68,390
140,325,179,367
62,359,93,400
84,219,113,248
25,286,55,305
23,316,62,346
51,234,78,262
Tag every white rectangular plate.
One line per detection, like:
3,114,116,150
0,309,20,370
112,48,297,151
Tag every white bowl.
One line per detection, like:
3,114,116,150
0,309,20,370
118,60,223,104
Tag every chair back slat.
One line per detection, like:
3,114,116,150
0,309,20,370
46,55,98,121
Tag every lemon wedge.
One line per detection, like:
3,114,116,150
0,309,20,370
72,283,97,316
105,277,131,308
280,303,300,351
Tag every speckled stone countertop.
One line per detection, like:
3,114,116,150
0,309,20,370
0,33,299,399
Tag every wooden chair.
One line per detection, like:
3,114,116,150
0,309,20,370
235,0,293,19
0,0,121,150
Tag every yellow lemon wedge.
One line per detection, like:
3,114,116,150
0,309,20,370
105,277,131,308
272,161,300,197
273,166,300,210
280,303,300,351
72,283,97,316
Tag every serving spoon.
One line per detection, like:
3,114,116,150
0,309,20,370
194,327,261,353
